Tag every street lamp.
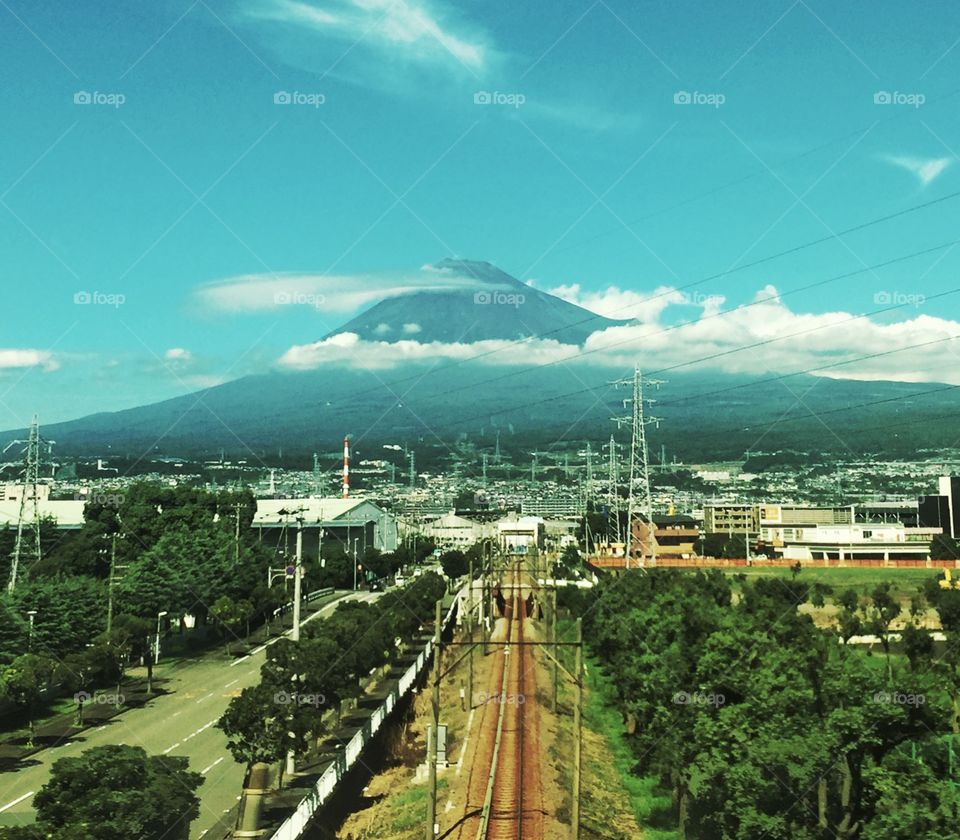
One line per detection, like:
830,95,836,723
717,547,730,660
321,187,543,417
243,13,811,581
26,610,37,651
154,611,168,664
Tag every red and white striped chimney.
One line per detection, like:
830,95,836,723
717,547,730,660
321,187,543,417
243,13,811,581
342,436,350,498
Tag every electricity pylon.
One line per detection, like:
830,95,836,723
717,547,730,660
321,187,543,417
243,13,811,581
4,416,55,593
611,368,663,567
604,435,621,546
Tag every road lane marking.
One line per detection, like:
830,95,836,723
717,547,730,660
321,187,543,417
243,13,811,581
162,742,181,754
196,692,214,704
225,679,239,689
0,792,33,813
183,719,219,744
230,655,251,666
201,757,224,774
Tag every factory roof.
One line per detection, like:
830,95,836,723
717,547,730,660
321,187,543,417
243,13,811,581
252,497,387,525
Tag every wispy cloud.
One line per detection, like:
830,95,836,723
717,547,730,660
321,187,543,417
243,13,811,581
882,154,953,186
245,0,487,72
194,262,514,314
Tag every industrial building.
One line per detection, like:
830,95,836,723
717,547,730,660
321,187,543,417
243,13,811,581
632,514,700,561
420,511,494,547
918,476,960,537
497,514,544,553
757,523,940,562
705,503,857,535
704,500,944,562
252,497,399,558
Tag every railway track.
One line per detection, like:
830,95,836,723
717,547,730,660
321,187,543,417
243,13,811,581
458,557,544,840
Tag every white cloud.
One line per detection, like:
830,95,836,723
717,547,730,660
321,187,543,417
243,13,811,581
0,350,59,372
276,287,960,386
247,0,486,70
164,348,193,364
403,322,422,334
883,154,953,186
547,283,688,322
279,331,577,370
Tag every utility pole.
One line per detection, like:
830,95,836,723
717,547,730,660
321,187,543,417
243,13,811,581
292,518,303,642
426,599,442,840
550,586,558,712
572,617,584,840
353,538,359,590
234,502,242,566
106,533,118,633
467,556,474,710
286,517,304,779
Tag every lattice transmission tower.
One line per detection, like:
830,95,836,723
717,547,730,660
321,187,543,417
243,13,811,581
611,368,663,567
4,416,55,592
604,434,621,546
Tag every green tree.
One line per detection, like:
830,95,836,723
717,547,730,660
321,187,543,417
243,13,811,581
836,588,864,643
0,654,57,745
26,744,202,840
439,549,468,579
219,682,289,771
866,582,902,681
210,596,253,653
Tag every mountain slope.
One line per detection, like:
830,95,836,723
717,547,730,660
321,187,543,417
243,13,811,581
10,365,960,462
326,259,624,344
4,259,960,462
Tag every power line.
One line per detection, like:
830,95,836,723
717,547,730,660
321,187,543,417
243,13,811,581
698,381,960,444
654,333,960,408
407,238,960,407
552,87,960,256
430,283,960,430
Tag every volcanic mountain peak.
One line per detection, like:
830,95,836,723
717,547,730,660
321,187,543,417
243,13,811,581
326,258,625,345
426,258,529,289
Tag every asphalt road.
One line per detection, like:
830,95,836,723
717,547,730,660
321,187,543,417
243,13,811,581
0,590,380,840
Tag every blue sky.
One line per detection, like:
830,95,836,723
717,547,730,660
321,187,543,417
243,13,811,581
2,0,960,426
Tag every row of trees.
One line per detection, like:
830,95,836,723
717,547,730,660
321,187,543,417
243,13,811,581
0,486,283,737
580,568,960,839
218,571,447,781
